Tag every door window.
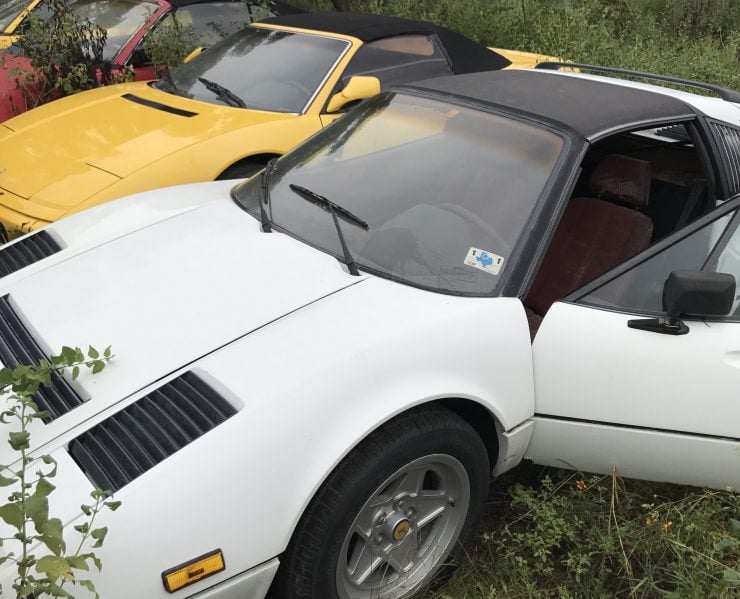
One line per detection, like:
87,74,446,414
340,35,452,90
579,207,739,315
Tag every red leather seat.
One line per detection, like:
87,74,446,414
525,154,653,336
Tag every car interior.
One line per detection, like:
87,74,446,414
524,121,716,338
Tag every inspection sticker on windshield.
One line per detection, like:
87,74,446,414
464,247,504,276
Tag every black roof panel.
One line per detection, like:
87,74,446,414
169,0,303,12
401,69,696,140
261,12,510,73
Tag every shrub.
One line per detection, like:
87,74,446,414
10,0,132,111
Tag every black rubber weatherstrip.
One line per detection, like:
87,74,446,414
121,93,197,117
535,413,740,444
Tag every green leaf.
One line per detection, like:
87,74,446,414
731,519,740,535
90,526,108,548
35,476,56,498
80,503,92,516
104,500,122,511
60,346,78,365
74,522,89,535
38,518,65,556
35,555,72,582
714,538,735,552
66,555,89,571
25,493,49,531
0,368,13,387
90,553,102,571
0,503,23,530
40,454,58,478
87,346,99,359
103,346,112,358
8,430,30,451
0,473,16,487
78,578,98,598
723,568,740,583
71,366,80,380
91,360,105,375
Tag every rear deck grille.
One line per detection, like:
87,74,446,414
69,372,237,492
0,231,62,278
0,295,83,420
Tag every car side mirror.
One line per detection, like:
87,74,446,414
326,76,380,114
628,270,736,335
183,47,206,64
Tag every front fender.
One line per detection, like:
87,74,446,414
65,276,534,598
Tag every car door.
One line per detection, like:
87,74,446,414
526,196,740,490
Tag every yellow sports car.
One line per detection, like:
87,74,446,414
0,11,546,238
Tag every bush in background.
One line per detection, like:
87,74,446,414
294,0,740,89
10,0,131,111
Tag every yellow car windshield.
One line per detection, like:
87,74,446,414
159,27,350,113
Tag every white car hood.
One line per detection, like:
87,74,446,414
1,193,363,459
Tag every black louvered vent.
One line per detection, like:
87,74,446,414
0,231,62,278
69,372,237,492
0,296,83,420
709,120,740,196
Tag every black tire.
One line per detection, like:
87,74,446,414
270,405,491,599
216,159,268,181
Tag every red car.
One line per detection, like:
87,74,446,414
0,0,300,121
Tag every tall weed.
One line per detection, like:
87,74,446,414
430,465,740,598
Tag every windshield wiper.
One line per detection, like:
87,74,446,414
259,159,275,233
157,70,191,98
198,77,246,108
289,184,368,276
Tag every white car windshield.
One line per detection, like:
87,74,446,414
233,93,565,295
158,27,350,113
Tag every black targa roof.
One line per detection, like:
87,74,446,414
261,12,511,74
169,0,304,13
400,69,697,140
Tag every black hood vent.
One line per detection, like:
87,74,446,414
0,296,84,420
69,372,237,492
0,231,62,278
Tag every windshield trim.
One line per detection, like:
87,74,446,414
252,24,353,115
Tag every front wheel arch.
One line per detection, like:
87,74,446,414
439,397,500,471
270,402,494,599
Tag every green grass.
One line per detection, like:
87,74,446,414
425,463,740,598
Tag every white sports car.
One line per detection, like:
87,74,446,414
0,64,739,599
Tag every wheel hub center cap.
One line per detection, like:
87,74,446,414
392,519,411,541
